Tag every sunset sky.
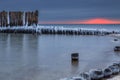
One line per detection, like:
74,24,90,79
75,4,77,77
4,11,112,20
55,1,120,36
0,0,120,24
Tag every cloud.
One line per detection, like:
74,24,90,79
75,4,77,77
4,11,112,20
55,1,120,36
0,0,120,21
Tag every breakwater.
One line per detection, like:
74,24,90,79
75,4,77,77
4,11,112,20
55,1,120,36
40,26,118,35
0,26,119,36
0,10,119,35
0,27,38,34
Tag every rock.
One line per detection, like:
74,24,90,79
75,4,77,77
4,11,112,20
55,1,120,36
108,65,119,75
89,69,104,80
114,46,120,52
80,72,91,80
103,67,112,78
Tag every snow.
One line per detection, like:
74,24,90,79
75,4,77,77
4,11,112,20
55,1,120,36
0,25,119,34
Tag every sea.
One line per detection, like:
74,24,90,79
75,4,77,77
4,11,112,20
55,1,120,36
0,24,120,80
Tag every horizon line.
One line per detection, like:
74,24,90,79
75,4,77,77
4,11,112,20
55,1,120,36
39,18,120,25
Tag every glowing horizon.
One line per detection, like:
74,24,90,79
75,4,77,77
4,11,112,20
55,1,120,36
39,18,120,24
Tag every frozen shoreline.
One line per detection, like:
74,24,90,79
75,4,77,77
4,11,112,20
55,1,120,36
107,75,120,80
0,26,119,35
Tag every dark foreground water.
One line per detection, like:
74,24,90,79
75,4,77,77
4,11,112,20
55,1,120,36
0,33,120,80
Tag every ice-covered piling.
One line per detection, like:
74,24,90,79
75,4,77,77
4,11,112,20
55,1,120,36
9,11,24,26
40,26,116,36
0,11,8,27
0,10,119,35
0,25,119,35
0,26,41,34
0,10,40,34
0,10,38,27
25,10,38,26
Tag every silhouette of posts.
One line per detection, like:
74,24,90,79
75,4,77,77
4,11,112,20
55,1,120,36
0,10,39,27
9,11,24,27
0,11,8,27
25,10,38,26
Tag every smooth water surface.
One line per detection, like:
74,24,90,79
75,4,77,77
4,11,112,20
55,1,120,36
0,33,120,80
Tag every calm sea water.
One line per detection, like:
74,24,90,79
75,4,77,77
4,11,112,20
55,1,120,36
0,24,120,80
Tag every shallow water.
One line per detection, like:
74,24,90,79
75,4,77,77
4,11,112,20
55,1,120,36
0,33,120,80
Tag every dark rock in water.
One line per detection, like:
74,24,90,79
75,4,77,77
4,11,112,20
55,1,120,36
112,62,120,70
89,69,104,80
114,46,120,52
114,39,118,41
80,72,91,80
103,67,112,78
108,65,119,75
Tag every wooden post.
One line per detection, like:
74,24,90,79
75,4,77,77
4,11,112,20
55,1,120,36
9,12,11,27
35,10,38,26
5,11,8,27
28,12,31,26
13,12,15,26
1,11,3,27
18,12,20,26
71,53,79,66
25,12,28,26
0,11,8,27
15,12,17,26
0,12,1,27
21,12,23,26
0,10,39,27
71,53,79,62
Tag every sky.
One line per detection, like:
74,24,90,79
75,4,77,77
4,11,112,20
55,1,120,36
0,0,120,24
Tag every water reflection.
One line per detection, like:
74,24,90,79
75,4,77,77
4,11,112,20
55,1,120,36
71,61,79,75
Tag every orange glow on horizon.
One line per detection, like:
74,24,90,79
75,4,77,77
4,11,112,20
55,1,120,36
79,18,120,24
39,18,120,24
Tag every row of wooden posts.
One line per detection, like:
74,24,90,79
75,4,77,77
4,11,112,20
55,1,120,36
0,10,38,27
